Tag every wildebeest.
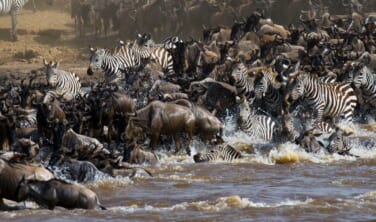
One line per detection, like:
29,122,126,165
17,178,106,210
172,99,223,142
61,128,104,156
51,157,105,183
123,143,158,165
0,159,54,210
125,100,196,155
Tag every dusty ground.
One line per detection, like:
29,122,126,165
0,3,119,84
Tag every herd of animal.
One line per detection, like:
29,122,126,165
1,0,376,212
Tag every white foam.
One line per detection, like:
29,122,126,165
107,195,314,213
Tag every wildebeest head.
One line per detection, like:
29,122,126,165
125,119,145,140
353,64,370,88
237,96,252,127
295,129,325,154
12,138,40,159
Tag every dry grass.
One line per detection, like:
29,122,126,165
0,4,119,84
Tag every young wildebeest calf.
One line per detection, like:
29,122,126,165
17,178,106,210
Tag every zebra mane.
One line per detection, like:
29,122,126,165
362,65,373,76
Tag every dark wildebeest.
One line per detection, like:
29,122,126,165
51,157,106,183
17,178,106,210
126,100,196,155
0,114,16,152
0,159,54,210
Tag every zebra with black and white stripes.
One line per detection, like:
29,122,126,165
353,65,376,108
0,0,31,40
43,59,81,102
87,46,137,85
253,69,283,116
285,72,357,127
231,63,256,103
326,127,353,155
238,96,276,141
130,33,175,76
193,143,242,163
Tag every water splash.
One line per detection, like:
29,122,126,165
108,195,314,213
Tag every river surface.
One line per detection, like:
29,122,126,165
2,118,376,221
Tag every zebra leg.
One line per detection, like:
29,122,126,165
10,9,18,41
316,121,334,133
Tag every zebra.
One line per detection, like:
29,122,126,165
326,127,353,155
162,35,183,50
130,33,175,76
193,143,242,163
0,0,32,41
87,46,137,85
43,60,81,102
285,72,357,128
253,69,283,116
231,63,256,103
238,96,276,141
353,65,376,108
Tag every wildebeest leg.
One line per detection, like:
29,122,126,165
150,133,160,151
0,198,25,211
174,134,182,154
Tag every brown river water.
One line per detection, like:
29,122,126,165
2,117,376,221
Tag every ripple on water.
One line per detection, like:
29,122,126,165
106,195,314,214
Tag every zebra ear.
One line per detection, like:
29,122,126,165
52,61,59,69
43,59,49,66
137,33,142,38
89,46,95,53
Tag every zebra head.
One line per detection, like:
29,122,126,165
237,96,252,127
285,73,305,103
254,71,269,99
43,59,59,87
88,48,105,75
353,65,371,88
